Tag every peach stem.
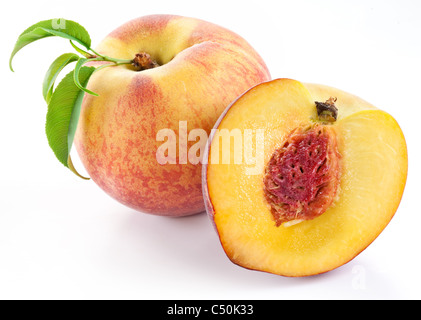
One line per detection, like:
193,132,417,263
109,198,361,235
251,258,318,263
315,97,338,122
131,52,160,71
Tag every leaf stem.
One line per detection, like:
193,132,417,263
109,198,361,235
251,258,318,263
93,62,115,73
89,48,133,66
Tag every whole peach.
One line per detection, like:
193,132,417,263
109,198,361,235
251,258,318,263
75,15,270,216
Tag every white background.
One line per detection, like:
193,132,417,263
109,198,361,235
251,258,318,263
1,0,420,299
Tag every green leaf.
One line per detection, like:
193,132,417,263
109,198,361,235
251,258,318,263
45,66,95,178
70,40,94,58
42,53,79,103
10,18,91,71
68,155,90,180
74,58,99,96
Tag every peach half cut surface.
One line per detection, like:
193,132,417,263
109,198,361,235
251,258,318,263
203,79,408,277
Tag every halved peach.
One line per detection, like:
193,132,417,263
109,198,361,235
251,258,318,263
203,79,408,277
